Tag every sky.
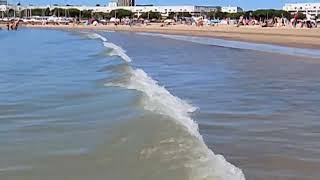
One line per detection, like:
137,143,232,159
8,0,320,10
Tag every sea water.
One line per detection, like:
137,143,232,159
0,29,319,180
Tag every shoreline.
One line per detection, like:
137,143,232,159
3,23,320,49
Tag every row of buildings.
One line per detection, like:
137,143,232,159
0,0,243,18
114,1,320,16
283,3,320,16
107,1,243,15
2,0,320,18
111,0,320,17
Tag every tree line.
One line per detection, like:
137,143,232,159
9,8,160,19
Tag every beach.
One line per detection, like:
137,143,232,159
7,23,320,49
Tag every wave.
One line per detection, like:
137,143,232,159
105,66,245,180
137,32,320,59
81,32,132,62
101,30,116,33
103,42,132,63
85,33,108,42
106,67,199,137
0,165,31,172
73,31,108,42
85,32,245,180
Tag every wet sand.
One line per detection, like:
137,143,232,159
5,23,319,49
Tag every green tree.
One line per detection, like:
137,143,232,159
30,8,45,16
244,10,254,18
81,10,93,19
8,9,15,17
177,12,192,18
276,10,291,19
93,12,109,20
167,12,176,19
139,11,162,19
109,9,133,19
252,9,291,19
51,8,67,17
45,8,51,16
68,8,81,17
228,12,245,19
207,10,228,19
297,12,306,19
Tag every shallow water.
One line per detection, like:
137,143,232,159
0,29,319,180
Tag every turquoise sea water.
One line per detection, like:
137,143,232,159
0,29,319,180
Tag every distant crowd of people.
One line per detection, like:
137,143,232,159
2,12,319,30
236,12,318,28
291,13,316,28
6,20,20,30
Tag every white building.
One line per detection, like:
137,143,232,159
0,5,6,19
283,3,320,16
85,5,220,17
0,0,7,12
108,2,118,7
221,6,243,13
117,0,135,7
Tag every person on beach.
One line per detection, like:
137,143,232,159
75,16,80,25
7,20,15,30
11,20,19,30
237,16,244,27
281,16,287,27
292,13,299,28
306,13,312,28
6,22,11,30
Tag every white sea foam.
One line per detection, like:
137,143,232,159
103,42,132,63
108,68,199,136
106,67,245,180
86,33,108,42
103,30,116,33
88,33,245,179
137,32,320,59
0,165,31,172
83,32,132,62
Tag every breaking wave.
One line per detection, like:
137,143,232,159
85,32,245,180
103,42,132,63
83,31,131,62
85,33,108,42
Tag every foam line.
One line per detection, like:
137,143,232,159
85,33,108,42
83,32,132,63
137,32,320,59
103,42,132,63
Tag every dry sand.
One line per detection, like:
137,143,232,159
2,23,320,49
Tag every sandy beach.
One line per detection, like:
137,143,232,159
3,23,319,49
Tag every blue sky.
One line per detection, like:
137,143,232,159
9,0,320,10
